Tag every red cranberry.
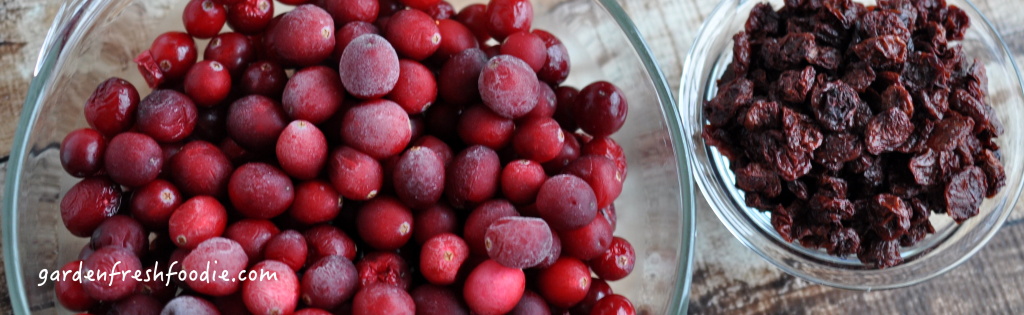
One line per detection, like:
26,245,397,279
334,21,381,62
168,196,228,249
412,135,453,166
574,81,628,137
456,4,490,42
388,59,437,114
384,9,441,60
569,278,612,315
283,66,344,124
420,233,469,285
61,176,121,237
294,308,333,315
536,174,598,230
536,226,562,269
464,199,519,255
163,296,219,315
537,257,591,308
130,179,181,230
542,130,581,174
229,162,295,219
582,137,627,180
328,146,384,200
289,180,341,225
564,155,623,209
524,80,557,119
435,19,478,60
485,217,553,268
183,237,249,296
341,99,411,159
276,120,328,180
240,61,288,98
60,128,106,177
304,224,358,262
168,140,233,197
352,283,415,315
463,259,525,315
411,284,469,315
356,252,412,290
413,203,459,244
224,219,280,262
425,1,455,19
227,0,274,34
446,145,501,208
55,260,96,311
591,237,635,281
553,86,580,131
242,260,300,315
479,55,539,118
514,116,565,162
339,34,401,99
301,255,358,310
591,294,636,315
458,105,514,149
322,0,379,24
104,132,163,187
83,77,139,136
501,31,546,72
227,95,288,151
90,215,147,257
137,89,198,143
393,146,446,208
204,32,255,76
264,230,309,271
272,5,336,66
82,246,142,302
486,0,533,41
357,197,414,250
501,159,547,205
533,30,570,85
559,215,613,261
438,48,487,105
184,60,231,107
183,0,226,38
510,290,550,315
147,32,198,83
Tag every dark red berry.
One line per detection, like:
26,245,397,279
570,278,612,315
90,215,147,257
542,130,581,174
590,236,635,281
564,155,622,209
501,159,547,205
168,140,233,197
533,29,570,85
328,146,384,200
536,174,598,230
55,260,96,311
582,136,628,181
204,32,255,76
148,32,198,82
357,197,414,250
289,180,342,225
464,199,519,255
509,290,550,315
61,176,121,237
229,163,295,219
183,237,249,296
227,0,274,35
163,296,219,315
384,9,441,60
137,89,198,143
334,21,381,62
82,246,142,301
446,145,502,208
264,230,308,271
435,19,478,59
352,283,415,315
183,0,227,38
305,224,358,262
394,146,446,208
424,101,464,143
524,80,557,119
411,284,469,315
60,128,106,177
413,203,459,244
574,81,628,137
357,251,412,290
514,116,565,162
438,48,487,105
479,55,539,118
341,99,412,159
276,120,328,180
559,215,613,260
537,257,591,308
272,4,336,66
227,95,287,151
301,255,359,310
322,0,379,24
184,60,231,107
388,59,437,114
283,66,344,124
104,132,163,187
130,179,181,230
169,196,228,249
486,0,532,41
553,86,580,131
591,294,636,315
458,105,514,149
242,260,300,315
420,233,469,285
224,219,280,262
412,135,454,166
339,34,401,99
501,31,546,72
240,61,288,98
485,216,553,268
456,4,491,42
463,259,525,315
84,77,139,136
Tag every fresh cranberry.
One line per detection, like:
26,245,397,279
356,252,412,290
393,146,445,208
130,179,181,230
333,21,380,62
183,0,226,38
413,203,459,244
514,116,565,162
60,128,106,177
272,4,335,66
458,105,514,149
147,32,198,83
510,290,550,315
425,1,455,19
447,146,502,208
162,296,220,315
553,86,580,131
328,146,384,200
574,81,628,137
564,155,623,209
569,278,612,315
524,80,557,119
110,294,162,315
82,246,141,301
435,19,477,60
90,215,147,257
229,162,294,219
55,260,96,311
304,224,358,262
438,48,487,105
322,0,379,24
582,136,628,180
227,0,274,34
501,159,547,205
184,60,232,107
420,233,469,285
501,32,546,72
83,77,139,136
276,120,328,180
560,214,613,260
536,174,597,230
227,95,288,151
339,34,401,99
283,66,344,124
456,4,491,42
242,260,300,315
240,61,288,98
412,135,453,166
537,257,591,308
341,99,411,158
590,236,636,281
485,216,553,268
183,237,249,296
168,140,233,197
264,230,308,271
486,0,532,41
357,197,414,250
479,55,539,118
136,89,198,143
388,59,437,114
168,196,228,249
463,259,525,315
204,32,255,76
289,180,341,225
301,255,358,309
591,294,636,315
104,132,163,187
533,30,570,85
542,130,581,174
224,219,280,262
384,9,441,60
411,284,469,315
352,283,415,315
463,199,519,255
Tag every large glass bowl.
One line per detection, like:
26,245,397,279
3,0,695,313
681,0,1024,289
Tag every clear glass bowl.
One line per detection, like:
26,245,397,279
3,0,695,313
681,0,1024,289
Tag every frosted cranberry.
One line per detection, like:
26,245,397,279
169,196,228,249
205,32,255,76
438,48,487,105
479,55,539,118
227,0,273,34
184,60,231,107
227,95,287,151
301,255,358,309
570,278,612,315
524,81,557,119
60,128,106,177
264,230,308,271
388,60,437,114
240,61,288,98
169,140,233,197
582,137,627,181
393,146,445,208
163,296,219,315
434,19,477,60
559,215,613,260
446,145,502,208
104,132,163,187
272,5,335,66
501,160,547,205
137,90,198,143
412,204,458,244
357,197,414,250
289,180,341,225
458,105,514,149
229,163,294,219
323,0,379,23
243,260,300,315
536,174,597,230
591,294,635,315
305,224,358,261
110,294,161,315
420,233,469,285
486,0,532,41
283,66,343,124
424,101,464,142
328,146,384,200
357,252,412,290
339,34,401,99
352,283,415,315
564,155,622,209
411,284,469,315
276,121,328,180
456,4,490,42
384,9,441,61
182,237,249,296
82,246,141,301
589,236,635,281
84,77,139,136
501,32,546,72
553,86,580,131
487,217,553,269
536,226,562,269
533,30,570,85
148,32,198,82
90,215,146,257
464,199,519,255
514,117,565,162
574,82,628,137
183,0,226,38
225,219,280,262
510,290,550,315
55,260,96,311
464,259,525,315
542,132,580,174
333,21,380,62
410,136,450,166
341,99,411,158
536,257,590,308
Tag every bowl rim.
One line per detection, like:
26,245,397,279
3,0,697,313
679,0,1024,290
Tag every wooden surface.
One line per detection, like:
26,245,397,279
1,0,1024,314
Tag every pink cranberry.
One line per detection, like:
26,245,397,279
536,174,598,231
168,196,228,249
264,230,309,271
183,237,249,296
463,199,519,256
484,217,553,269
242,260,300,315
478,55,539,119
393,146,446,208
301,255,358,309
341,99,411,159
339,34,400,99
536,257,591,308
420,233,469,285
276,120,328,180
273,5,336,66
463,259,525,315
282,66,344,124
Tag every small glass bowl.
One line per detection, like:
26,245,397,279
4,0,696,313
680,0,1024,289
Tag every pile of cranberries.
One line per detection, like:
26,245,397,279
55,0,639,314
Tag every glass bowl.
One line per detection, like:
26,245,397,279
3,0,695,313
681,0,1024,289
